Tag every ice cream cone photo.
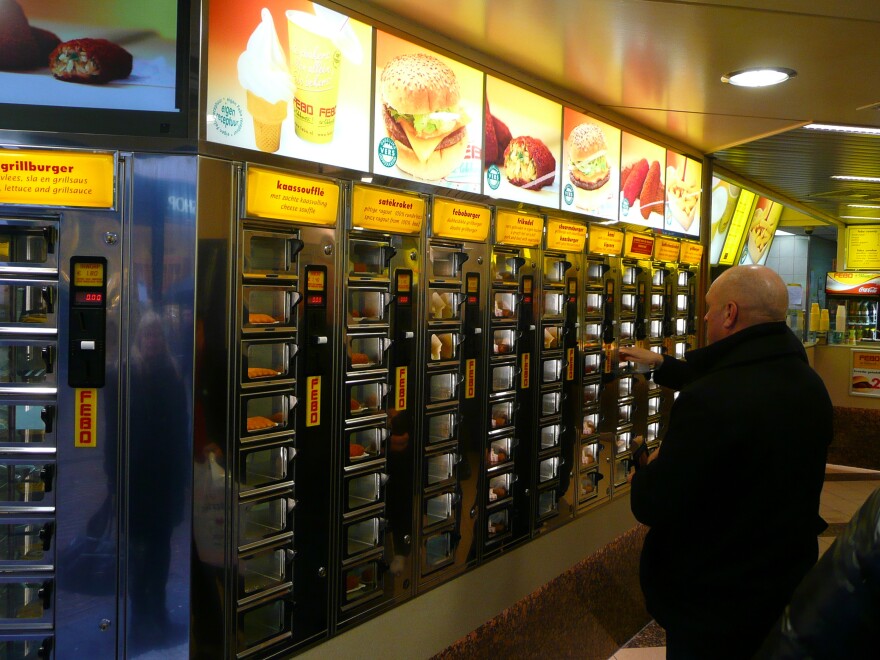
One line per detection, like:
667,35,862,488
247,90,287,152
237,8,293,153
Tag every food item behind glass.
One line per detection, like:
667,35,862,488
248,312,278,324
380,52,468,180
568,123,612,210
0,0,59,70
237,9,292,153
349,443,366,458
248,367,279,379
483,98,499,164
503,136,556,189
350,352,370,365
246,415,275,431
49,38,132,84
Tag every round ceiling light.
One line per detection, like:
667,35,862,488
721,67,797,87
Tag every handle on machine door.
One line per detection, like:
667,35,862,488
39,522,54,551
311,336,328,345
288,238,305,260
381,245,397,268
41,406,54,433
40,464,54,492
41,346,55,374
38,580,52,611
289,291,302,310
37,637,53,660
43,227,56,255
41,286,55,314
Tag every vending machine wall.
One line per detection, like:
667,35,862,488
0,197,121,659
335,185,426,629
0,150,196,659
483,210,542,556
578,253,612,512
192,161,341,658
825,272,880,341
532,218,586,535
415,198,490,592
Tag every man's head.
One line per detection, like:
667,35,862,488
704,265,788,344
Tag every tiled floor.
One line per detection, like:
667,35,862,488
606,464,880,660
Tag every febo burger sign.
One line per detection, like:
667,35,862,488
561,109,621,221
373,31,483,194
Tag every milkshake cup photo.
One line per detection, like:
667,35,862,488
287,7,361,144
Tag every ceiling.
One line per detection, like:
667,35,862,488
335,0,880,239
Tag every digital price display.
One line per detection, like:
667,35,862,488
74,291,104,305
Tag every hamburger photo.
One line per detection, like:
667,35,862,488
380,52,469,181
568,123,612,211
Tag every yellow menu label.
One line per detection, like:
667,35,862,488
680,241,704,265
306,376,321,427
566,347,575,381
495,210,544,247
352,186,424,234
521,352,531,388
0,149,115,208
432,198,490,241
588,226,624,256
74,262,104,287
653,236,680,262
395,366,408,410
624,231,654,258
75,389,98,448
845,226,880,270
246,167,339,226
546,217,586,252
719,190,756,265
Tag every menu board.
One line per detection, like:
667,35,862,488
739,197,782,265
494,210,544,247
653,236,680,263
206,1,372,170
845,226,880,270
618,133,667,229
718,189,756,265
560,109,621,220
432,198,490,242
680,241,704,266
850,349,880,397
588,226,624,256
373,32,483,193
483,76,561,208
2,1,179,113
545,218,587,252
663,152,702,238
624,232,655,259
709,177,743,264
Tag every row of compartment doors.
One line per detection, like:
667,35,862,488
193,164,699,658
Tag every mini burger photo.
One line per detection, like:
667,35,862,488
380,53,469,181
568,122,613,211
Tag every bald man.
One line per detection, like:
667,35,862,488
622,265,832,659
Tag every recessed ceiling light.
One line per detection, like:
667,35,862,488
805,123,880,136
840,215,880,220
774,229,794,236
832,175,880,183
721,67,796,87
848,204,880,209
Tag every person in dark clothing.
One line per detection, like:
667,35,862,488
619,265,833,659
755,485,880,659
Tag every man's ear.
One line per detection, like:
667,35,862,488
723,301,738,329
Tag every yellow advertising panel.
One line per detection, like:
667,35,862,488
495,210,544,247
246,166,339,225
546,217,586,252
679,241,704,265
845,226,880,271
587,226,624,256
0,149,115,208
432,198,490,241
351,186,424,234
624,231,654,259
653,236,680,263
718,189,756,265
74,262,105,287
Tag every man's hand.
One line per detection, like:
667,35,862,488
619,345,663,369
